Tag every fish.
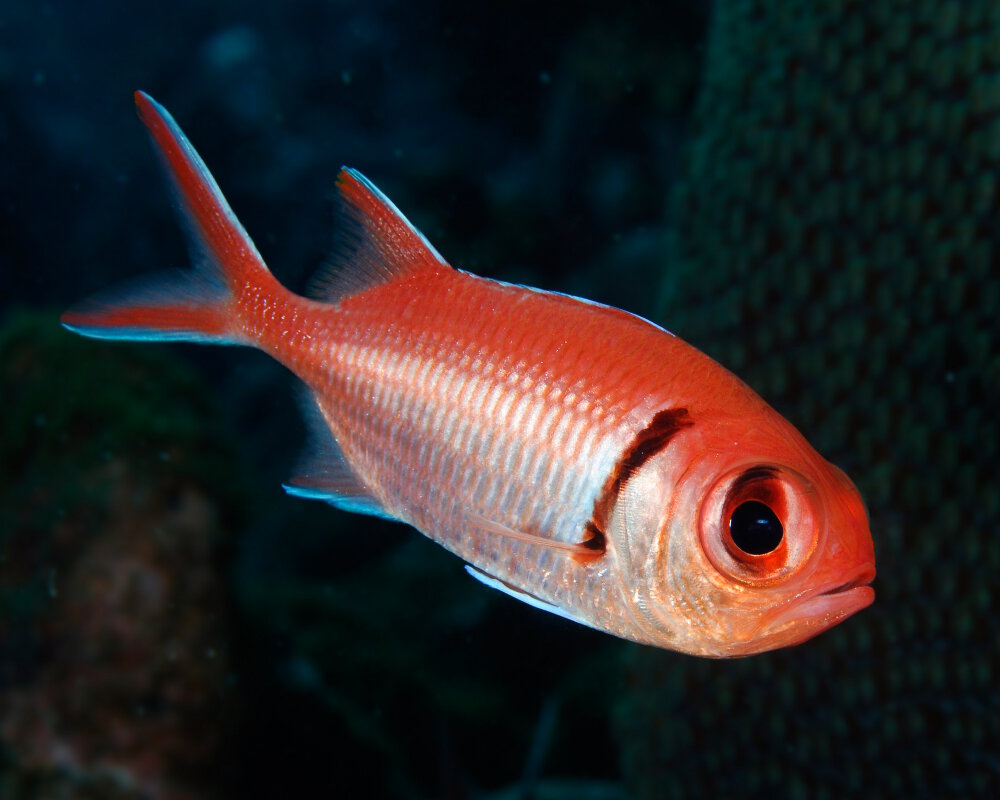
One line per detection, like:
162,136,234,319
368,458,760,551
61,91,876,657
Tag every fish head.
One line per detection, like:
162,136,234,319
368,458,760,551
613,414,875,657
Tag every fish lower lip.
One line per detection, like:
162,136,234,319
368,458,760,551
785,584,875,626
764,565,876,634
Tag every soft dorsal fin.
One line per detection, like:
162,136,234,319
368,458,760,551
281,388,397,521
307,168,450,303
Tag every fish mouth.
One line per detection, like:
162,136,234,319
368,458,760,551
761,563,876,639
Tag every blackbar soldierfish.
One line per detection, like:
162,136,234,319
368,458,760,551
62,92,875,657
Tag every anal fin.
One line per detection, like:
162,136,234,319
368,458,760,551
282,389,397,522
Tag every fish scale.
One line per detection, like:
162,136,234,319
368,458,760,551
290,273,646,561
61,91,875,656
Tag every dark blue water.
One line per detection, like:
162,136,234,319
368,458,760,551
2,1,997,798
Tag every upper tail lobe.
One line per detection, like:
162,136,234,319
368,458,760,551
60,91,281,344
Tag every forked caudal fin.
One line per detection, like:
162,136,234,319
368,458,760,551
61,91,457,526
60,91,279,344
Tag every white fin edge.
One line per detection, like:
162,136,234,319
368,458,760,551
464,565,597,630
280,483,398,521
462,269,677,338
344,168,448,265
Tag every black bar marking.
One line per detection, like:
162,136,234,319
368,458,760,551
584,407,694,554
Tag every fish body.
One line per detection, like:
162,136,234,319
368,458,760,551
62,92,875,657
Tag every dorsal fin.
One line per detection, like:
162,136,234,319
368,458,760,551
307,168,450,303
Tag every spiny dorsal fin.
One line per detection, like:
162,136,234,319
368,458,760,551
307,168,450,303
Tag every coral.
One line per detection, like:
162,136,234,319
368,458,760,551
0,312,245,799
616,2,1000,797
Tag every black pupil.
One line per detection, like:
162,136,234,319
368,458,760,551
729,501,783,555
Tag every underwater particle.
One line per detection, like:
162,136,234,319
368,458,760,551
201,24,260,71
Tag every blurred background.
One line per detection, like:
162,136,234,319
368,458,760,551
1,1,998,798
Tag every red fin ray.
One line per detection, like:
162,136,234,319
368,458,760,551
61,91,278,344
305,167,450,303
133,91,271,293
60,269,233,342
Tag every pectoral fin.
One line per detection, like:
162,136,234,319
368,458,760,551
467,513,603,559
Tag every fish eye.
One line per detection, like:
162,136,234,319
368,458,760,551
729,500,783,555
699,463,820,586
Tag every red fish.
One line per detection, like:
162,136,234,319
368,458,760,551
62,92,875,657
